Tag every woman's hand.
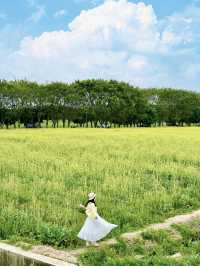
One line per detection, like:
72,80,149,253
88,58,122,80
79,204,86,209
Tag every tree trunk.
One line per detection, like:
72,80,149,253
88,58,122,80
62,118,66,128
52,120,56,128
46,119,49,128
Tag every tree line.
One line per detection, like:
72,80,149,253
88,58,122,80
0,79,200,128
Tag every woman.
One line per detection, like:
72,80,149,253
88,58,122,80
78,192,118,246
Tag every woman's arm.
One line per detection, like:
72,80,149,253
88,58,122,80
79,204,86,210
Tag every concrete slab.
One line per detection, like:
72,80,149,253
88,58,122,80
0,242,76,266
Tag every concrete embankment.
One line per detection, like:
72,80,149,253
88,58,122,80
0,242,76,266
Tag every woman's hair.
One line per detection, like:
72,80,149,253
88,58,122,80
85,198,96,207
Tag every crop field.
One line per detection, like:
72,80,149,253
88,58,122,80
1,127,200,248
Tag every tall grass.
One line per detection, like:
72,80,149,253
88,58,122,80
1,127,200,247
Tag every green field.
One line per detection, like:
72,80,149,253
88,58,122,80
0,128,200,248
81,219,200,266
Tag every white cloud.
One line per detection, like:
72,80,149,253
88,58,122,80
161,4,200,46
161,31,176,45
1,0,200,90
18,0,168,58
127,55,149,71
28,5,46,23
68,0,164,54
53,9,67,19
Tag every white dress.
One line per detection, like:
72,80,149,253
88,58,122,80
77,203,118,242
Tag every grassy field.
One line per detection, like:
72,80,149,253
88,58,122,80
1,127,200,248
81,219,200,266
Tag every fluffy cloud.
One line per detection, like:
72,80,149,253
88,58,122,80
2,0,200,89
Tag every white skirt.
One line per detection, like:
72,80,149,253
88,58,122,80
77,214,118,242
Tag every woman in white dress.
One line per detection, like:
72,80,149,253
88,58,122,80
78,192,118,246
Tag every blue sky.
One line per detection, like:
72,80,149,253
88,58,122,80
0,0,200,90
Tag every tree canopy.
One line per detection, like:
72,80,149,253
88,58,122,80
0,79,200,128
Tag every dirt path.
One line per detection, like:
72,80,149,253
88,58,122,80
121,209,200,241
31,209,200,265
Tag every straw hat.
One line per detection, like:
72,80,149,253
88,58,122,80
88,192,96,200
